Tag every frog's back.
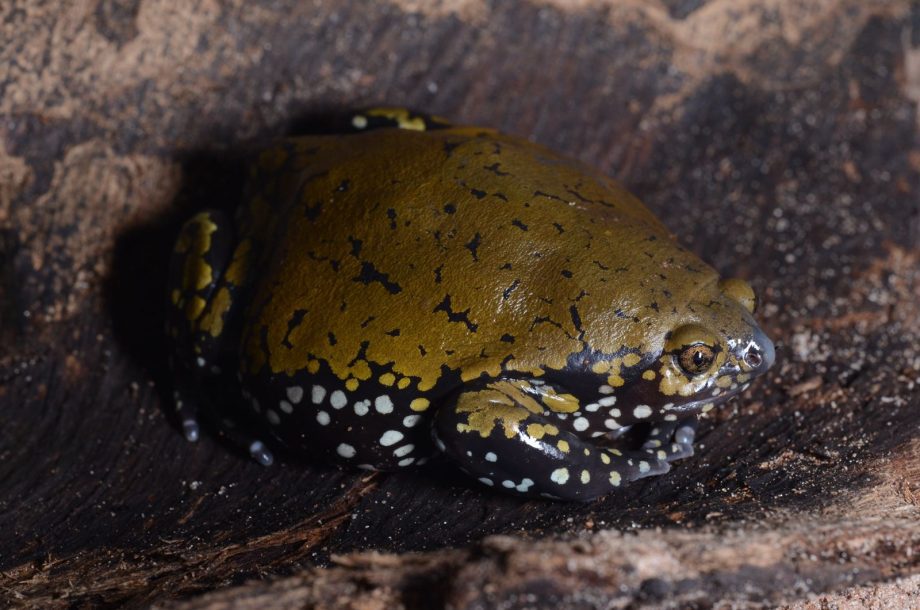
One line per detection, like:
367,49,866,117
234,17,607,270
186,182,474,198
240,127,701,398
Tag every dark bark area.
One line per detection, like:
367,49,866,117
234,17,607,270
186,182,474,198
1,1,918,608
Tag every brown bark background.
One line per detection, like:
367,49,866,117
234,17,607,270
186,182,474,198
1,1,918,608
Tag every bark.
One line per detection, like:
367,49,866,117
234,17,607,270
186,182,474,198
1,0,918,608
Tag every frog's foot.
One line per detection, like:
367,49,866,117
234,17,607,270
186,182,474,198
434,381,670,501
641,418,697,463
169,359,274,466
172,386,200,443
215,416,275,466
349,107,452,132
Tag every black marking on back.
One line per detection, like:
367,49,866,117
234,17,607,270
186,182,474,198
434,294,478,332
353,261,402,294
465,233,482,261
281,308,308,348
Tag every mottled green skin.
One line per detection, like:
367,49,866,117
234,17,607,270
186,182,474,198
167,111,774,500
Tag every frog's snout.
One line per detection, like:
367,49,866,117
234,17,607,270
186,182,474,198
742,327,775,375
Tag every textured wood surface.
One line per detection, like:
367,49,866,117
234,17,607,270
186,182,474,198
1,0,919,607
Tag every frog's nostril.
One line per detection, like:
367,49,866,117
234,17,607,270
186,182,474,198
743,350,763,369
745,329,776,372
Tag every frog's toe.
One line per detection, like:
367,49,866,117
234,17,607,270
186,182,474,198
640,418,698,463
182,419,201,443
674,423,696,446
621,451,671,480
645,442,693,463
248,440,274,466
172,384,202,443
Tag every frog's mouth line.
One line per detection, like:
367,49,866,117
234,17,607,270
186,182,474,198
669,380,752,415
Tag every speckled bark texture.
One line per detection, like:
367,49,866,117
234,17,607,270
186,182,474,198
1,0,918,608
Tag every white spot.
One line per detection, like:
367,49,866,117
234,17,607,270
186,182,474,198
662,402,674,411
604,419,621,430
502,480,515,489
279,400,293,414
638,461,650,473
478,477,494,486
403,414,421,427
711,388,722,396
379,430,403,446
599,396,617,407
316,411,330,425
591,431,607,437
434,437,446,452
581,470,591,484
330,390,347,409
311,385,326,404
336,443,356,458
598,385,614,394
585,402,600,412
357,464,377,471
398,457,415,467
354,400,370,416
573,417,589,431
394,444,414,457
485,451,497,462
266,409,280,425
610,408,621,417
550,467,570,485
375,395,394,414
196,357,206,368
633,405,653,419
664,413,678,421
287,386,304,404
516,478,534,492
351,115,368,129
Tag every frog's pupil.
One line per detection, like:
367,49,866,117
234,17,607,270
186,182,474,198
692,351,705,366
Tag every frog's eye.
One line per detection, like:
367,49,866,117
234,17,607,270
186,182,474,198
677,344,716,376
667,324,721,376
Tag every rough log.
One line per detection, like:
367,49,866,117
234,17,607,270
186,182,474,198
1,0,918,608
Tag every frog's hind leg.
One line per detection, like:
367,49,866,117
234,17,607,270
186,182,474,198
348,107,452,132
640,418,697,463
166,210,272,465
433,381,670,501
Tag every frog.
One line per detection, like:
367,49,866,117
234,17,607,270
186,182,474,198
166,107,775,501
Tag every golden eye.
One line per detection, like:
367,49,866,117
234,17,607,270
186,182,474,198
677,344,715,376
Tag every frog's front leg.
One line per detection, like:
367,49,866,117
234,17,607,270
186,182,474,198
166,210,271,464
433,380,670,501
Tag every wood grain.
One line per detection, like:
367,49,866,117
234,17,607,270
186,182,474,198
1,0,918,607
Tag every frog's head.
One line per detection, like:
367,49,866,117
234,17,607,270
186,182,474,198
586,276,775,421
